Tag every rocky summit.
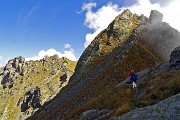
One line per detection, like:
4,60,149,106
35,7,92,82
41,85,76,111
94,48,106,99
28,10,180,120
0,55,76,120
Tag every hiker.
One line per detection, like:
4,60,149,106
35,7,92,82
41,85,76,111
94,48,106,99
126,70,138,89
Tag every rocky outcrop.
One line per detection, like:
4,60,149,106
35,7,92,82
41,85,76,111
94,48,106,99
107,9,135,41
114,94,180,120
17,87,41,112
149,10,163,24
1,56,25,88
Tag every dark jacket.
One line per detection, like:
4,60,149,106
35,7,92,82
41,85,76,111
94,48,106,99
130,72,138,81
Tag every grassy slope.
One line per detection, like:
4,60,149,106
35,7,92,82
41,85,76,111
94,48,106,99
61,41,163,119
32,33,164,120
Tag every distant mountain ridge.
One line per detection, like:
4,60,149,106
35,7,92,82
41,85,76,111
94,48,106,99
0,55,76,120
28,9,180,120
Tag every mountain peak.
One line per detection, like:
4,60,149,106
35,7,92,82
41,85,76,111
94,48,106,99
120,9,133,19
149,10,163,24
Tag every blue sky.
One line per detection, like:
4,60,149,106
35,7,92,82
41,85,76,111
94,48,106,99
0,0,124,63
0,0,179,67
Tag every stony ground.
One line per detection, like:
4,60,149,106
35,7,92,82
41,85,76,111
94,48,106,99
115,93,180,120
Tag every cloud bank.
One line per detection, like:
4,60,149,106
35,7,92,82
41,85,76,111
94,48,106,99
82,0,180,48
26,44,77,61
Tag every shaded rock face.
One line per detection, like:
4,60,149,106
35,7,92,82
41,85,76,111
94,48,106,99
169,46,180,69
17,87,41,112
60,73,67,82
149,10,163,24
114,94,180,120
135,22,180,61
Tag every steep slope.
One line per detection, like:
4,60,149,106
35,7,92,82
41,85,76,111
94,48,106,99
0,55,76,120
29,10,180,120
79,46,180,119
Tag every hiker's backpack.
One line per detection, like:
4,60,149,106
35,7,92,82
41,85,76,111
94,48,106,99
132,73,138,81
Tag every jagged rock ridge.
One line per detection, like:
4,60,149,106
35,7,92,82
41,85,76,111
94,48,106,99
0,55,76,120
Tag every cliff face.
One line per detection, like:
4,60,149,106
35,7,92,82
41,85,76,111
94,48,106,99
0,55,76,120
29,10,180,120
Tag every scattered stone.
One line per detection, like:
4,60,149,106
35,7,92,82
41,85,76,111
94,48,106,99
79,109,110,120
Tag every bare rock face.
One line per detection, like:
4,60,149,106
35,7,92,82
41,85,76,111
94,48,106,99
1,56,25,88
17,87,41,112
135,15,180,61
107,9,136,41
169,46,180,69
149,10,163,24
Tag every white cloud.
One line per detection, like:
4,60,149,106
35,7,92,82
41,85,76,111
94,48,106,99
82,0,180,48
82,2,120,48
64,44,71,49
26,46,77,61
82,2,97,11
0,56,7,68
